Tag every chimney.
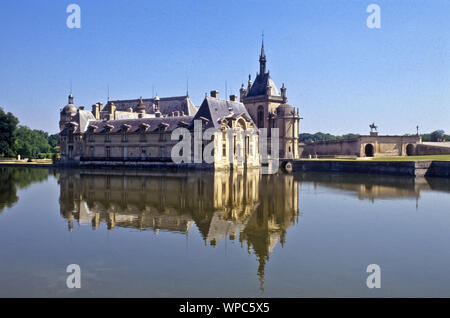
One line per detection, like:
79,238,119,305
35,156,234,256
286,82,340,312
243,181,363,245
210,90,219,98
92,104,100,119
109,102,116,120
79,106,85,110
229,95,237,102
281,83,287,103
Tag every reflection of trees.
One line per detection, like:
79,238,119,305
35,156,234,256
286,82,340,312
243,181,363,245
58,169,300,289
0,168,50,213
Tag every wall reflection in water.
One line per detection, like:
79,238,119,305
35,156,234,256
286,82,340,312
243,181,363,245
295,172,450,204
58,169,300,287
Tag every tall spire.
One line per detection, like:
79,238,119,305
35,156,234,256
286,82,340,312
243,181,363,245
259,32,266,75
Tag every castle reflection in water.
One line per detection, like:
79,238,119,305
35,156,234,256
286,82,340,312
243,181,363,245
58,169,300,286
56,168,450,288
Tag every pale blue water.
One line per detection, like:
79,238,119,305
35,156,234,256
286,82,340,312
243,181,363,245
0,167,449,297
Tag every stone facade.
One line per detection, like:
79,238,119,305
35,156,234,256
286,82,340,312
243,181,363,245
59,41,299,166
240,41,301,159
302,134,421,158
59,92,260,170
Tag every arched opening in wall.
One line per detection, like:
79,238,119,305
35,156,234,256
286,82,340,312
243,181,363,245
257,106,264,128
365,144,374,157
406,144,415,156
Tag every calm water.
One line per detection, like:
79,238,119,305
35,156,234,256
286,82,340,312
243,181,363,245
0,167,449,297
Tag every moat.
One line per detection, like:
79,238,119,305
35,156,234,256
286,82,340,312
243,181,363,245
0,167,449,297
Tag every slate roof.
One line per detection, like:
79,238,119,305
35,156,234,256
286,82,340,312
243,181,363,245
64,110,96,134
86,116,195,134
193,97,255,129
107,95,198,116
247,73,280,97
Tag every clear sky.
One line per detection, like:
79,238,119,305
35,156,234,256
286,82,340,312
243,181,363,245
0,0,449,135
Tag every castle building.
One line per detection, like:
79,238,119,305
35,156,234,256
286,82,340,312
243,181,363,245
59,91,260,170
240,40,301,159
59,40,297,167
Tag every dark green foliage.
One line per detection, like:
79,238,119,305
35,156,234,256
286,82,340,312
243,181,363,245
0,107,19,157
48,133,60,151
14,126,51,159
0,107,60,159
299,132,360,144
421,130,448,142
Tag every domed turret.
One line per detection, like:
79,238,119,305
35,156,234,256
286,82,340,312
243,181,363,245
61,94,77,115
276,103,295,116
59,94,77,130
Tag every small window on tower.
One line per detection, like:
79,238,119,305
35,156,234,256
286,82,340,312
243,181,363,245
257,106,264,128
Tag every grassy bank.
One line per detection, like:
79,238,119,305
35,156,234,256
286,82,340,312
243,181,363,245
371,155,450,161
297,155,450,162
0,159,53,165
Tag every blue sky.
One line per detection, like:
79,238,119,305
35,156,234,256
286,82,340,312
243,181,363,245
0,0,449,135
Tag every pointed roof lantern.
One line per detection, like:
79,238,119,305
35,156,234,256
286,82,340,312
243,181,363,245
259,36,267,75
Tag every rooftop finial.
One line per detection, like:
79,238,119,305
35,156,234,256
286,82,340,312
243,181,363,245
260,31,265,58
259,33,266,75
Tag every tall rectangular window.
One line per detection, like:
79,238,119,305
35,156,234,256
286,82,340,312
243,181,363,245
122,131,128,142
140,131,146,142
105,146,111,158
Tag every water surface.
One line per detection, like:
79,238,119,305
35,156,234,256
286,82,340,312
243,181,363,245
0,167,449,297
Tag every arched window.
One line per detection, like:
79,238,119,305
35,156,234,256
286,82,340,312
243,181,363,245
257,105,264,128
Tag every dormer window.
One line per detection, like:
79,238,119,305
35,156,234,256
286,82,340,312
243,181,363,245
104,124,114,142
87,125,97,142
158,123,169,142
121,124,131,142
139,123,150,142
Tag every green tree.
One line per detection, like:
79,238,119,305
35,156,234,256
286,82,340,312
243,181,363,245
48,133,60,152
0,107,19,157
430,130,445,142
14,126,51,159
299,132,360,144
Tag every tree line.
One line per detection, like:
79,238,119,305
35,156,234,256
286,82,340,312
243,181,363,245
0,107,59,159
299,132,361,144
300,131,449,144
